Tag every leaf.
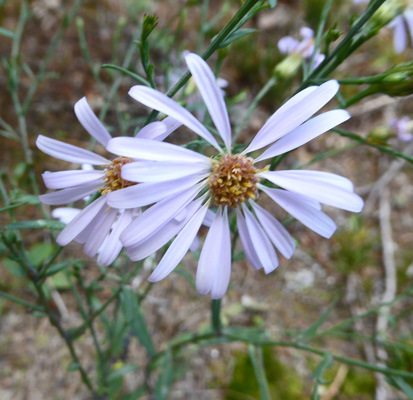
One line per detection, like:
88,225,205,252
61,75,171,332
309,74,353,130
312,352,333,383
5,220,65,230
248,344,271,400
108,364,139,381
0,27,14,38
101,64,151,86
154,347,173,400
67,362,81,372
28,242,55,268
120,287,156,356
390,377,413,399
218,28,259,48
267,0,277,8
41,259,82,277
50,271,72,290
301,298,338,341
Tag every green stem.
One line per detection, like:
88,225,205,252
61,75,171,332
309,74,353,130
333,129,413,164
0,289,44,312
211,299,222,335
233,77,277,141
297,0,387,91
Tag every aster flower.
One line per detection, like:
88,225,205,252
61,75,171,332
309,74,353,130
106,53,363,298
278,27,325,70
390,116,413,141
37,97,173,266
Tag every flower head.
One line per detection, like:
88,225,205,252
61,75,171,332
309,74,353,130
106,53,363,298
278,27,325,70
37,97,173,266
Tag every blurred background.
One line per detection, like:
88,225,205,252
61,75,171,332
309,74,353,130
1,0,413,399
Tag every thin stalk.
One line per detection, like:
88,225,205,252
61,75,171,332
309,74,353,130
307,0,334,75
333,129,413,164
233,77,277,141
211,299,222,335
297,0,387,91
0,289,44,312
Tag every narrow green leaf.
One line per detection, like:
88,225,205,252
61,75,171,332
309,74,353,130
312,352,333,383
391,377,413,399
218,28,259,48
120,287,156,356
0,27,14,38
5,220,65,230
301,298,338,341
41,259,82,278
119,386,147,400
101,64,151,86
154,347,173,400
248,345,271,400
67,362,81,372
108,364,139,381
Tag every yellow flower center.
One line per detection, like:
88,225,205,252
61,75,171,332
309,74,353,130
208,154,265,208
99,156,136,195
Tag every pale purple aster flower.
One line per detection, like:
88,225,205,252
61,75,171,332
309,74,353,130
278,27,325,69
390,116,413,141
106,53,363,298
37,97,174,266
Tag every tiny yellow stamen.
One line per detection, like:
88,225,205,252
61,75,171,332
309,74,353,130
99,156,136,195
208,154,266,208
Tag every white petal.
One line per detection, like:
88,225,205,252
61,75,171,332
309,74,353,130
128,85,222,151
278,36,299,54
210,207,231,299
127,198,202,260
148,201,208,282
256,110,350,161
107,174,206,209
121,160,211,183
250,201,295,259
98,209,134,266
83,207,118,257
120,185,202,247
56,196,107,246
241,205,278,274
36,135,110,165
135,121,166,140
393,15,407,54
39,181,101,205
203,209,216,227
74,97,112,147
260,170,363,212
245,81,339,153
236,209,264,271
107,137,210,163
404,9,413,48
260,186,337,238
52,207,81,224
261,170,354,191
196,207,231,298
42,170,104,189
74,206,107,244
185,53,232,151
189,236,199,253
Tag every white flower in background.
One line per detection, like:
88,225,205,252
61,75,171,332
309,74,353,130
37,97,173,266
278,27,325,70
354,0,413,54
106,53,363,299
389,9,413,53
390,116,413,141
